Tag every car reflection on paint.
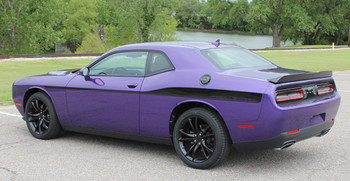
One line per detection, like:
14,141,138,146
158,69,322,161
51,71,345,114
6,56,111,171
12,41,340,169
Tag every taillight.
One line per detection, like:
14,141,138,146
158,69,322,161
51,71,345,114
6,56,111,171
317,84,334,95
276,89,304,102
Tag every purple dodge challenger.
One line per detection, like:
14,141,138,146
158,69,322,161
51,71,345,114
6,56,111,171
13,42,340,168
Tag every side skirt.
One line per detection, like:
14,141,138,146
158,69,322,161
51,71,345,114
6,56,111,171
62,126,173,145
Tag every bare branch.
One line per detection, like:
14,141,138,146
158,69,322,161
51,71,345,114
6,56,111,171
266,14,274,22
268,0,283,15
6,0,12,10
16,3,25,19
0,0,7,14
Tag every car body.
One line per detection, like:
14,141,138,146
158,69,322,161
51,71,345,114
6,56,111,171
12,42,341,168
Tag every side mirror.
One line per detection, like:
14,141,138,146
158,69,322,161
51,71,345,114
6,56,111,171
82,67,90,81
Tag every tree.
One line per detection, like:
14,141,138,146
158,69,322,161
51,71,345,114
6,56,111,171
247,0,314,47
62,0,98,51
330,0,350,45
0,0,31,54
300,0,350,45
172,0,208,29
0,0,68,55
248,0,285,47
120,0,177,42
75,32,106,53
30,0,67,52
208,0,249,31
279,0,350,45
148,8,178,41
97,0,177,48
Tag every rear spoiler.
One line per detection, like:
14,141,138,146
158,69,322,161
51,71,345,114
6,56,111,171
268,71,333,84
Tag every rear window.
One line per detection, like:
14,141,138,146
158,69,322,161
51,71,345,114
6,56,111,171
201,48,274,70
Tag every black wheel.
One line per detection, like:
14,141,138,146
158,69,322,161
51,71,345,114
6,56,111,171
173,108,231,169
25,92,62,139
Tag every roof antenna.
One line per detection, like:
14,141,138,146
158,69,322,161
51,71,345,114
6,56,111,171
212,39,220,47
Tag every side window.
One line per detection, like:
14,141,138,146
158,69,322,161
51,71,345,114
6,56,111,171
89,51,148,76
147,52,174,75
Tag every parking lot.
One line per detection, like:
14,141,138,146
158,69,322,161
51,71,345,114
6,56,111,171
1,71,350,181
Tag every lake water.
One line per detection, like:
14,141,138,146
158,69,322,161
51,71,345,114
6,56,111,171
176,31,299,49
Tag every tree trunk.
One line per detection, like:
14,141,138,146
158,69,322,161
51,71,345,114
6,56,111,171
272,0,283,47
272,25,281,47
335,30,341,45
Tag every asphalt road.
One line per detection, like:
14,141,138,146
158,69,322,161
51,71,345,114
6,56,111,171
1,71,350,181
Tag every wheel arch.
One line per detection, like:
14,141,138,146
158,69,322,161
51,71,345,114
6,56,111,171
169,100,232,143
23,87,51,109
24,87,63,139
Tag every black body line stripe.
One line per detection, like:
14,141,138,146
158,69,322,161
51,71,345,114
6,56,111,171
44,86,262,103
45,86,137,94
143,88,262,102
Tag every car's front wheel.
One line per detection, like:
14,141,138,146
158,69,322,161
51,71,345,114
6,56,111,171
25,92,62,139
173,108,231,169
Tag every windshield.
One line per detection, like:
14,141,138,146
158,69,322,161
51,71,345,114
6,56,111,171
201,48,274,70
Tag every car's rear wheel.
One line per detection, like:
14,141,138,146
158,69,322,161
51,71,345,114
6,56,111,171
25,92,62,139
173,108,231,169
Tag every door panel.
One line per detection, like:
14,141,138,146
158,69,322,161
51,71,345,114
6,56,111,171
66,51,148,134
66,75,143,134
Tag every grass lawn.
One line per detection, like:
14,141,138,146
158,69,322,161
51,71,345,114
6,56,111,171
0,49,349,105
267,45,348,49
0,59,93,105
257,49,350,71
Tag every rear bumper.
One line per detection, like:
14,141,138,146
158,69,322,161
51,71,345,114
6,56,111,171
233,120,334,152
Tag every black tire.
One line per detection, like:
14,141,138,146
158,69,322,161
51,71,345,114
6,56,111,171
25,92,62,139
173,108,231,169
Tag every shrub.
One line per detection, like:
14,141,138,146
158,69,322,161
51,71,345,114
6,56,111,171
75,32,107,54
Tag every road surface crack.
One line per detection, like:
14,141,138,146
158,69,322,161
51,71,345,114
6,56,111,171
0,166,17,181
0,141,33,151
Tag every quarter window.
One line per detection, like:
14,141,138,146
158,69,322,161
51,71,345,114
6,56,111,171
90,51,148,76
147,52,174,75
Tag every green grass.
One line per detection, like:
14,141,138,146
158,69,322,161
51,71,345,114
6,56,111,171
256,49,350,71
0,59,93,105
1,49,350,105
268,45,347,49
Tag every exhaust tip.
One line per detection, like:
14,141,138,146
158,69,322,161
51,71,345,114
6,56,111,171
276,140,296,150
318,128,330,137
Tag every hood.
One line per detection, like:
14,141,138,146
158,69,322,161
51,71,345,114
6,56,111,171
47,69,80,76
221,67,332,84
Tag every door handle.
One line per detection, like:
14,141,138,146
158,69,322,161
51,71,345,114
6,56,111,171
127,83,138,88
